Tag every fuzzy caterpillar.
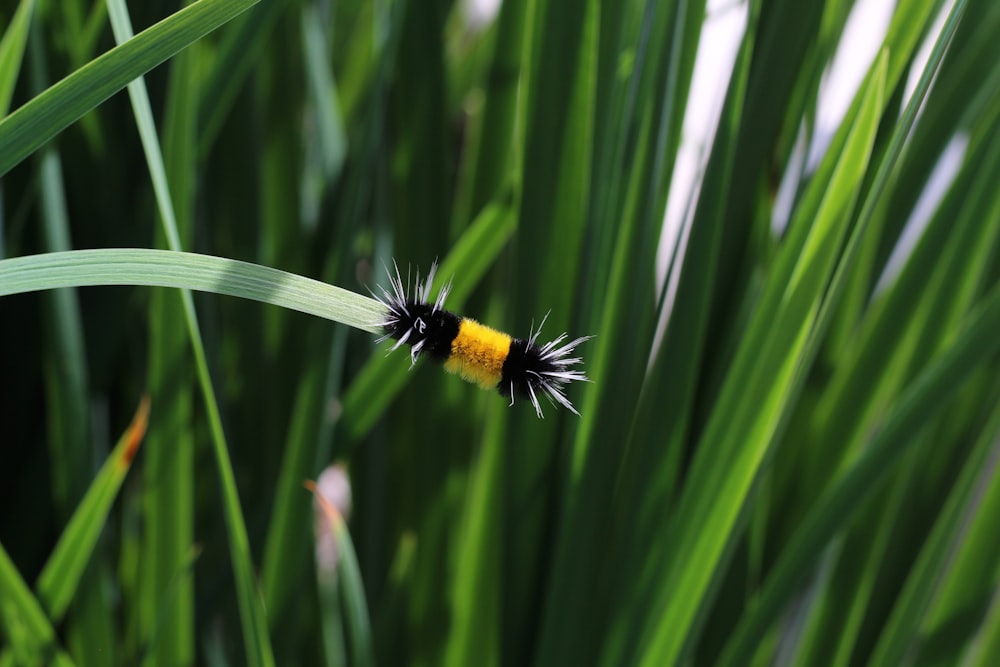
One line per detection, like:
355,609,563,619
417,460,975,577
374,262,590,418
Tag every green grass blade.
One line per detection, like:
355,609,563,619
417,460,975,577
867,394,1000,666
0,0,259,177
34,150,91,516
539,0,724,662
776,18,978,657
308,481,372,667
26,19,91,523
809,85,980,520
694,0,826,367
0,0,34,116
388,0,448,267
27,26,116,664
804,83,1000,667
923,413,1000,659
260,354,329,624
713,3,974,659
961,553,1000,666
513,0,595,331
105,0,188,249
5,0,1000,662
0,248,385,331
717,281,1000,664
105,1,198,662
260,122,355,655
317,561,348,667
196,1,283,156
505,0,599,658
870,1,1000,281
332,513,372,667
456,0,528,225
300,4,347,188
0,544,76,667
638,46,887,667
443,424,503,667
35,398,148,621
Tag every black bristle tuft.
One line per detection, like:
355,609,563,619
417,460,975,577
499,319,591,418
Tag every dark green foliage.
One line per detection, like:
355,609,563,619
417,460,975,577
2,0,1000,665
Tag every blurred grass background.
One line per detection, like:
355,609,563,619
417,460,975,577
2,0,1000,665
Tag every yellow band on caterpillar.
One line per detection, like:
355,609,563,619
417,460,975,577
443,318,512,389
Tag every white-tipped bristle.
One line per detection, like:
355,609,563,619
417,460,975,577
526,382,544,419
434,277,453,314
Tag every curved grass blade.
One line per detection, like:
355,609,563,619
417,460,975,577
0,248,385,332
0,246,379,665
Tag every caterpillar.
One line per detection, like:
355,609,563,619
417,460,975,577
373,262,590,418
